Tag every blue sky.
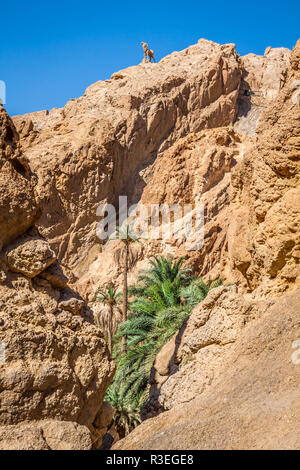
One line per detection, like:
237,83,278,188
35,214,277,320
1,0,299,116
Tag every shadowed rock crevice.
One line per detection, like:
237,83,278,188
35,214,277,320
0,105,115,450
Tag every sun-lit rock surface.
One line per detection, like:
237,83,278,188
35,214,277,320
0,105,114,450
114,40,300,450
2,38,298,450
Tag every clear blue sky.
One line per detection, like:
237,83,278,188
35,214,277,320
1,0,299,116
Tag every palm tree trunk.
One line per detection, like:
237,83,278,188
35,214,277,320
108,305,113,355
122,243,129,354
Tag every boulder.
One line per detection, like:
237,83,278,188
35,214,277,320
39,261,68,288
5,237,56,278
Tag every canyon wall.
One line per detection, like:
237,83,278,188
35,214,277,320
114,39,300,450
114,287,300,450
0,107,114,449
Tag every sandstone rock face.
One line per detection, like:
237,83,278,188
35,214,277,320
0,247,114,449
58,297,85,315
129,40,298,299
145,286,271,415
0,268,113,429
13,39,281,283
39,261,68,289
114,42,299,450
235,46,290,136
228,39,300,296
6,38,299,450
17,39,290,303
5,236,56,278
0,106,40,252
114,287,300,450
0,106,114,449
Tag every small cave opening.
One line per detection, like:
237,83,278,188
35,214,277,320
11,158,27,177
5,126,15,143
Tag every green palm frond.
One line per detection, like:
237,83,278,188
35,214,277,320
180,278,222,307
107,255,223,436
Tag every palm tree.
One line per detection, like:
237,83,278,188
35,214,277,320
108,257,222,424
94,284,122,355
135,255,194,291
115,225,140,354
105,381,143,438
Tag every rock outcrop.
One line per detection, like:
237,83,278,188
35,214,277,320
0,106,114,449
13,39,242,278
74,41,296,301
12,40,291,301
235,47,290,136
0,420,93,450
0,107,40,252
228,39,300,295
113,40,300,450
5,236,56,278
4,37,299,450
114,287,300,450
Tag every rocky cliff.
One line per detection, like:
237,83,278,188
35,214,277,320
114,40,300,450
0,107,114,449
2,37,299,450
12,39,291,299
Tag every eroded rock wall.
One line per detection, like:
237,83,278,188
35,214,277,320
113,41,300,450
76,40,297,300
0,106,114,449
12,40,290,302
6,39,299,450
114,287,300,450
228,39,300,295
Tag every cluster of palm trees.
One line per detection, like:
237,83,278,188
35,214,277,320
94,226,222,437
94,225,138,354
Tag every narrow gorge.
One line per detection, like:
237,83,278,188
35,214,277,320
0,38,299,450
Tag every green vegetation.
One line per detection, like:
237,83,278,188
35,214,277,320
94,284,122,355
104,255,222,437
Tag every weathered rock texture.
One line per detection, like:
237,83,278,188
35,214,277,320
228,39,300,295
75,40,297,301
13,40,241,277
5,38,300,450
0,106,114,449
114,287,300,450
235,47,290,136
0,107,40,252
